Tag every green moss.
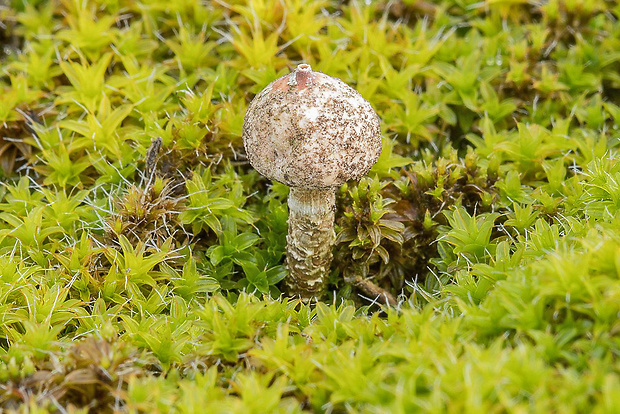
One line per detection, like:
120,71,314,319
0,0,619,411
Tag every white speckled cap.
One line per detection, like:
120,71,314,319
242,64,382,189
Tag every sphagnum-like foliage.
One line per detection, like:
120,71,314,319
0,0,618,412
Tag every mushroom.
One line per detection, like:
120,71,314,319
242,64,382,301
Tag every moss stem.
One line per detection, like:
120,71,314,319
352,276,398,307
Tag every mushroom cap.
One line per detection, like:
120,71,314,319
242,64,382,189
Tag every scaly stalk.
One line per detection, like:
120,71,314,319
285,187,336,301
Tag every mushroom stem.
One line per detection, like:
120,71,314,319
286,187,336,301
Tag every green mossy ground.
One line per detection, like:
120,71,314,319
0,0,619,412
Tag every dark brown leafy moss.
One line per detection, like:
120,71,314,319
1,339,146,413
335,151,497,299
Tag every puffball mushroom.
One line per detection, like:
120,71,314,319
242,64,382,301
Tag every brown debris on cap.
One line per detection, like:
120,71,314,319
243,64,382,190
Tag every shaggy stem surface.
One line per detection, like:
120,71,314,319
286,187,336,301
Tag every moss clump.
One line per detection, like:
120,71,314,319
0,0,619,411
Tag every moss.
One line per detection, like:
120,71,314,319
0,0,618,411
